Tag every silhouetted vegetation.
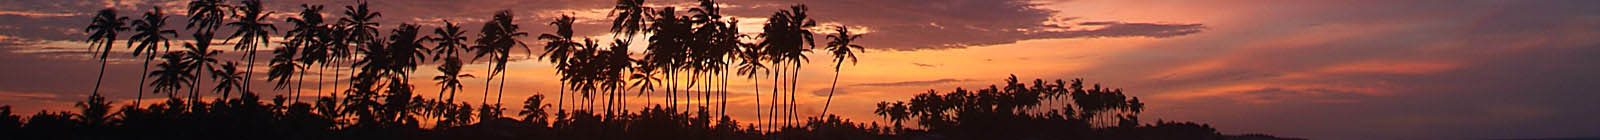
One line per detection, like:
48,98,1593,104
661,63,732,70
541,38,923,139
1,0,1301,139
0,75,1300,140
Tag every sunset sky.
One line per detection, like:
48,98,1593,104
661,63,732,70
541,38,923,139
3,0,1599,139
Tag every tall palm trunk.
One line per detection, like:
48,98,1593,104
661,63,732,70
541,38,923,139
296,66,306,103
331,59,340,100
245,47,257,95
788,61,800,127
189,64,205,111
685,70,695,112
752,69,761,132
136,56,152,106
768,61,783,130
720,69,728,117
323,61,329,98
482,75,491,105
558,82,565,112
821,61,842,116
497,67,507,108
91,53,109,97
483,63,493,105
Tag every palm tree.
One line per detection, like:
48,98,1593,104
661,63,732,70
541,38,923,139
518,94,548,124
74,93,115,128
610,0,650,39
734,35,767,130
759,5,817,127
539,15,579,111
84,8,128,100
433,59,473,104
564,39,600,111
689,0,731,116
287,4,328,99
341,0,382,96
185,0,228,102
429,20,469,61
268,42,302,99
213,62,246,100
128,7,177,106
373,24,431,125
472,10,529,109
341,1,382,55
186,0,228,32
820,25,865,116
226,0,276,93
629,57,662,106
387,24,430,78
149,52,192,99
183,37,224,103
873,101,908,130
601,40,633,115
427,20,471,103
645,7,690,111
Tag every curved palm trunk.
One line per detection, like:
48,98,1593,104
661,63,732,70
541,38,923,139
90,56,108,99
685,71,695,113
497,67,507,108
483,64,494,105
189,65,204,111
296,66,306,103
482,75,492,105
720,69,728,118
558,82,565,112
767,61,783,130
788,61,800,127
245,47,257,95
318,63,325,99
136,57,152,106
752,70,761,132
821,61,842,116
331,59,341,100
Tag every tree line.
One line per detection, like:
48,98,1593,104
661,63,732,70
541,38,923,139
4,0,1303,139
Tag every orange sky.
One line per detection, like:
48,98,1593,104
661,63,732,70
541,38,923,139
3,0,1600,139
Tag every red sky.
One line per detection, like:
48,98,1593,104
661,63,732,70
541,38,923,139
2,0,1599,139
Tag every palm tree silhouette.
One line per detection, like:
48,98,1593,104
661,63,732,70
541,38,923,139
601,39,633,115
225,0,276,93
689,0,735,117
128,7,178,106
734,29,767,130
84,8,128,101
286,4,327,100
341,0,383,98
268,41,302,100
182,35,223,104
74,93,115,128
186,0,228,32
610,0,650,38
820,25,865,116
539,15,579,112
213,62,246,100
149,52,192,99
872,101,908,130
645,7,690,111
184,0,228,103
433,59,473,106
472,11,529,110
566,39,600,111
519,94,548,125
428,20,472,103
384,24,431,80
629,57,662,106
759,5,816,127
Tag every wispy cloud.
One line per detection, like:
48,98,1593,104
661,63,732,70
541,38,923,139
851,78,975,87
